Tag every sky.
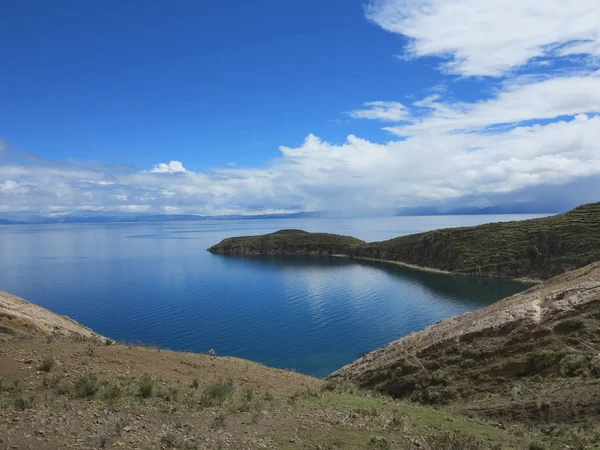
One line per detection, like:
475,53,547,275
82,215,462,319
1,0,600,218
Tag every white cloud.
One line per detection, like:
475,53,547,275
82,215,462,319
347,101,408,122
384,74,600,136
150,161,188,173
365,0,600,76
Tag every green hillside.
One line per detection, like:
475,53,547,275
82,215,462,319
208,229,365,256
209,202,600,280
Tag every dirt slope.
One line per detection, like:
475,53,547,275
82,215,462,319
0,290,99,339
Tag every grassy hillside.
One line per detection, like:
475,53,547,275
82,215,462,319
209,229,365,256
209,202,600,280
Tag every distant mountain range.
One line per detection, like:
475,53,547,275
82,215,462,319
0,201,570,224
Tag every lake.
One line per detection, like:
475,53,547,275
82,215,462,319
0,215,543,377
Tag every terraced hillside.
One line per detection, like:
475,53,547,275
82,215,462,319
209,202,600,280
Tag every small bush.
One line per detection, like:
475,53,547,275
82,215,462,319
14,394,35,410
200,380,234,407
138,374,154,398
388,413,403,429
55,380,74,396
527,350,557,374
39,356,55,373
101,382,123,402
529,441,548,450
160,432,181,448
368,436,391,449
430,370,450,385
559,354,588,377
211,413,227,429
74,374,100,398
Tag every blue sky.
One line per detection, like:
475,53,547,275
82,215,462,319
1,0,600,217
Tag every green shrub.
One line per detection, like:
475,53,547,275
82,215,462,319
160,432,181,448
211,413,227,429
13,394,35,410
559,354,588,377
529,441,548,450
101,382,123,401
527,350,557,374
54,380,74,396
200,380,234,407
368,436,391,449
74,374,100,398
39,356,55,373
138,374,154,398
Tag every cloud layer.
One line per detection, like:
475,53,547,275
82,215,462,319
1,0,600,217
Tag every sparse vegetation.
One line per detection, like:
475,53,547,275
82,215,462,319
200,380,234,407
74,373,100,398
39,355,56,372
138,374,154,398
559,353,588,377
211,412,227,429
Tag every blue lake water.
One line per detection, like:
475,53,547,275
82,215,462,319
0,215,544,377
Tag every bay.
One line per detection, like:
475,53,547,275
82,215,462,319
0,215,544,377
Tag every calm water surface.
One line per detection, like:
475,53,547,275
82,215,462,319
0,216,544,377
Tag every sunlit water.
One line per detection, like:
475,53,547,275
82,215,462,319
0,215,545,377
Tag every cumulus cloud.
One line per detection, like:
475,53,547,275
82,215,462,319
150,161,188,173
365,0,600,76
347,101,409,121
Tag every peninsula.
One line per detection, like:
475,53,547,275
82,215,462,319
209,202,600,281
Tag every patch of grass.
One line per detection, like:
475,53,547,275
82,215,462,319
74,373,100,398
39,356,55,372
200,380,234,407
138,374,154,398
528,441,548,450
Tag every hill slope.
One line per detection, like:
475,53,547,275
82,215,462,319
209,229,365,256
330,262,600,425
209,202,600,280
0,293,570,450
